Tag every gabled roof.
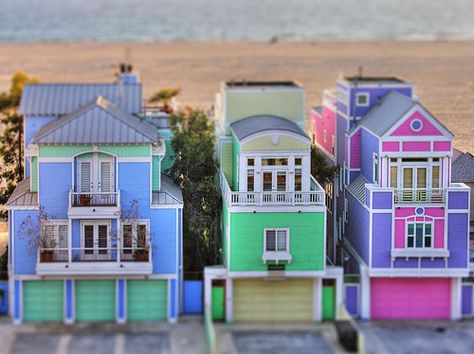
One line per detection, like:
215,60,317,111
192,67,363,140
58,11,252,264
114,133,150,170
230,115,309,141
452,151,474,183
20,83,142,115
348,91,452,138
31,96,158,145
5,178,38,207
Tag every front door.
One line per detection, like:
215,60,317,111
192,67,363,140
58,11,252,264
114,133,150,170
82,222,110,260
78,154,114,205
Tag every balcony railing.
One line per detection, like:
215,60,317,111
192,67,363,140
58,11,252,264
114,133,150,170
220,172,325,207
69,191,120,207
393,188,445,204
38,247,150,263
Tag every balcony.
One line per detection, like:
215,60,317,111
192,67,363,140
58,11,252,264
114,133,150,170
36,246,152,275
220,172,325,207
68,191,121,218
394,188,445,204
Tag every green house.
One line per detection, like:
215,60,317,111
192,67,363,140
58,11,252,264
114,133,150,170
205,81,343,323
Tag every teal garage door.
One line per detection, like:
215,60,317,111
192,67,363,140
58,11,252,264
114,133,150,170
127,280,168,321
23,280,63,323
76,280,115,322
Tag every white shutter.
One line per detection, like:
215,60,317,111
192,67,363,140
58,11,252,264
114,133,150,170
80,162,91,192
58,225,68,249
100,162,111,192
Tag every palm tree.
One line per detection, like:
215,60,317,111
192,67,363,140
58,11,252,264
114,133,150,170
149,87,181,113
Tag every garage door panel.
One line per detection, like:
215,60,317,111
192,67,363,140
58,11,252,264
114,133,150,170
23,281,63,323
76,280,115,322
127,280,167,321
234,279,313,322
371,278,451,320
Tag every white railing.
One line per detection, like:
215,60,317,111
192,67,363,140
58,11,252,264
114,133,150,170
393,188,445,204
37,246,150,263
69,190,120,207
220,172,325,207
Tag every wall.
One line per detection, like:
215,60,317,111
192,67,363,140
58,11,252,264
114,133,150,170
360,128,380,183
229,211,325,271
345,192,370,265
311,106,336,158
12,210,39,275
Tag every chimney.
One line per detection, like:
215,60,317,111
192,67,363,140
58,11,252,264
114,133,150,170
118,63,139,84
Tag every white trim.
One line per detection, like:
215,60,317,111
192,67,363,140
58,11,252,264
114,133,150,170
239,130,311,146
225,278,233,322
368,268,469,277
313,278,322,321
37,157,72,163
13,273,178,281
355,92,370,107
452,277,462,320
117,157,150,163
226,205,327,213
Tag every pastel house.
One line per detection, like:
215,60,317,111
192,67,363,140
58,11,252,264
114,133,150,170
6,69,183,323
313,76,470,320
205,81,343,323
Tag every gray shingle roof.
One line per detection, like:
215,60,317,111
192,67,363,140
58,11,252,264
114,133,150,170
155,174,183,204
20,83,142,115
452,152,474,183
6,178,38,207
348,91,452,138
312,106,322,115
32,96,158,145
230,115,309,141
347,175,368,204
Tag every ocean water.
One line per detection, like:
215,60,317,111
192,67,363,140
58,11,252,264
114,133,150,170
0,0,473,42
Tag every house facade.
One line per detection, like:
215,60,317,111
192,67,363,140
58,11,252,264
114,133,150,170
205,81,343,323
313,76,470,320
6,70,183,324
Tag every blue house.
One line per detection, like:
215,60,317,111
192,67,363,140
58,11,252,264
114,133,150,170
6,69,183,323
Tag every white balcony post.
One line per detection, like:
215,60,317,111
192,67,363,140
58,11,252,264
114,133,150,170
117,218,121,263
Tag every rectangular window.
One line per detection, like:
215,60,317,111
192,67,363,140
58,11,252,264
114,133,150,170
265,229,289,252
247,170,254,191
294,169,302,191
432,166,440,189
295,157,302,166
123,224,133,254
262,158,288,166
325,182,333,214
356,93,369,106
247,158,255,167
407,222,433,249
390,166,398,188
122,222,149,252
42,221,68,249
373,154,379,183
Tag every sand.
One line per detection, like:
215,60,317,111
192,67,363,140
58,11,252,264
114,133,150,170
0,41,473,152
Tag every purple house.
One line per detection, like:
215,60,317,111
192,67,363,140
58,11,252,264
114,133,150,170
315,76,470,320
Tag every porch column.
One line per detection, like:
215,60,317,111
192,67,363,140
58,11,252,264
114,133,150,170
360,267,371,320
68,219,72,263
335,274,344,319
116,218,121,263
116,279,126,324
313,278,322,322
64,279,74,324
225,278,233,323
452,277,462,321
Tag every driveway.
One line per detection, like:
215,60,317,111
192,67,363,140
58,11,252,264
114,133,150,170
360,320,474,354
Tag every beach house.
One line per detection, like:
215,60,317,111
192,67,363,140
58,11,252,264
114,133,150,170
204,81,343,323
6,67,183,323
312,76,471,320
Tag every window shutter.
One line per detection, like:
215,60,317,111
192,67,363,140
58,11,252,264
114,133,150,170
80,162,91,192
58,225,68,248
100,162,111,192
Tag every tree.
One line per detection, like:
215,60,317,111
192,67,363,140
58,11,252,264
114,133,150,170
168,108,221,275
149,87,181,113
0,72,39,219
311,145,339,184
0,246,7,280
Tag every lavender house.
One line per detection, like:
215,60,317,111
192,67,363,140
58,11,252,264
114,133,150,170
314,76,470,320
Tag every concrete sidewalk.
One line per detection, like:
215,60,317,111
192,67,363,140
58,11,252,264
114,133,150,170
0,316,207,354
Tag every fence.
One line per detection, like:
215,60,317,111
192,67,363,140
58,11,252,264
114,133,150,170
0,281,8,315
183,280,203,314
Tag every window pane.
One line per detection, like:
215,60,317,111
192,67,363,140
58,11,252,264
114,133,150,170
276,234,287,251
263,172,272,191
403,168,413,188
84,225,94,254
247,170,254,192
416,224,424,248
277,172,286,191
266,230,276,251
425,224,432,235
407,237,414,248
58,225,68,249
294,169,302,191
424,237,432,248
123,225,133,253
138,224,147,248
408,224,414,235
247,158,255,166
417,168,427,188
295,158,302,166
432,166,440,189
390,166,398,188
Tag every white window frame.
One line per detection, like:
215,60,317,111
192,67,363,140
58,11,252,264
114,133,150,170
373,153,379,183
344,198,348,223
406,220,433,249
121,219,150,251
356,92,369,107
262,228,292,263
42,220,69,249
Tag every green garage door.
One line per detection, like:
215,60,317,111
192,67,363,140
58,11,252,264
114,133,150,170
127,280,168,321
23,281,63,323
233,279,313,322
76,280,115,322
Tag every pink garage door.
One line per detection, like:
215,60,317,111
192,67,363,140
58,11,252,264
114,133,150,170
371,278,451,319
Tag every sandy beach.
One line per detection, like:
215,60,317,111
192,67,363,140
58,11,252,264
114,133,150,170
0,40,473,152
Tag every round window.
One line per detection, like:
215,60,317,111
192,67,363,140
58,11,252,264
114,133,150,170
410,119,423,132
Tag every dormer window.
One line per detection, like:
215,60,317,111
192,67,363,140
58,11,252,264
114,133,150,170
356,92,369,107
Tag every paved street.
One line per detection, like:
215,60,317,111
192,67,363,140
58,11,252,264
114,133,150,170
360,321,474,354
